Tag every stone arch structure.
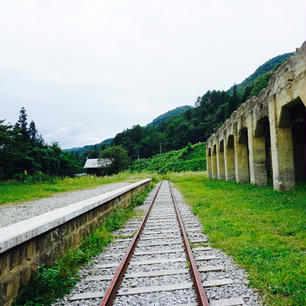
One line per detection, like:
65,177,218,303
278,97,306,182
207,41,306,190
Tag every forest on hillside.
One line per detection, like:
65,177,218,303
76,51,293,163
131,142,206,173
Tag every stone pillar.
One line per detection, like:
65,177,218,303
211,144,217,179
224,135,235,181
247,113,268,186
206,146,212,178
216,140,225,180
234,131,250,183
269,99,295,190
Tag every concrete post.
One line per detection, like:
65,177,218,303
216,140,225,179
211,144,217,179
206,146,212,178
247,113,268,186
224,135,235,181
269,99,295,190
234,132,250,183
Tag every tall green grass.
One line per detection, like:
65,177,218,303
0,172,156,205
168,172,306,306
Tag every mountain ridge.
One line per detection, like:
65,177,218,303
66,50,293,157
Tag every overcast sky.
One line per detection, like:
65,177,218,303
1,0,305,149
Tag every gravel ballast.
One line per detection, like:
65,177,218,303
52,181,262,306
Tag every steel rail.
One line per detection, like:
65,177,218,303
168,181,209,306
100,181,163,306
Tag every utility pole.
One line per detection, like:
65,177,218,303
159,143,162,154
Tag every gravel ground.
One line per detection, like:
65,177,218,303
53,182,262,306
0,182,130,228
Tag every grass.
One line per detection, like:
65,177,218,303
0,172,158,205
166,172,306,306
14,185,153,306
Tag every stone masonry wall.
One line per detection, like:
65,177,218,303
0,179,151,306
206,41,306,190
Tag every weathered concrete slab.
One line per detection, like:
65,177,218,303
0,179,151,254
117,282,193,295
69,291,105,301
202,278,233,287
210,297,245,306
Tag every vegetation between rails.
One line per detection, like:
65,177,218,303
14,185,154,306
166,172,306,306
0,172,157,205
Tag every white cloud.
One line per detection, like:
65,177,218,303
1,0,305,148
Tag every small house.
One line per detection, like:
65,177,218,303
83,158,112,176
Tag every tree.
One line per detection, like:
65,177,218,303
15,107,30,142
99,146,130,174
225,85,239,119
250,72,271,97
29,120,39,146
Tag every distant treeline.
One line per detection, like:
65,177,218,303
0,108,81,182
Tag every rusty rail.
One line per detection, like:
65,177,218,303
168,181,209,306
100,181,163,306
101,180,209,306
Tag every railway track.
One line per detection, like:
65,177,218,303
55,181,260,306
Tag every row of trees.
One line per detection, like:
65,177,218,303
0,107,81,182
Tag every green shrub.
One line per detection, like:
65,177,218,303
131,142,206,173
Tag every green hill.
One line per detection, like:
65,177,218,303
64,138,112,155
65,107,191,155
147,105,192,126
67,49,295,166
229,52,293,94
131,142,206,173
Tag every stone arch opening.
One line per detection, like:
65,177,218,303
255,116,272,180
207,147,212,178
218,140,225,179
211,144,217,178
225,134,235,181
279,98,306,182
236,127,250,183
227,135,234,148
